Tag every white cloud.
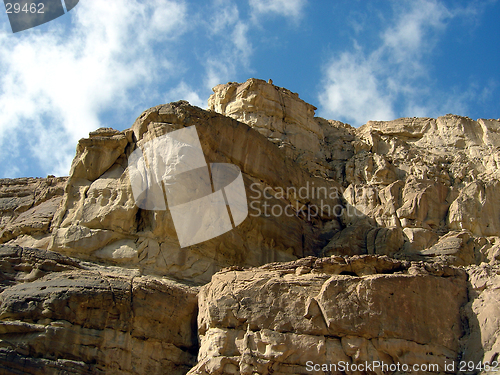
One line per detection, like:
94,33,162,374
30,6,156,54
202,0,253,90
0,0,187,177
250,0,307,19
232,21,252,60
320,51,395,125
210,0,239,34
201,0,306,91
318,0,454,126
205,56,236,91
165,81,206,108
381,0,451,70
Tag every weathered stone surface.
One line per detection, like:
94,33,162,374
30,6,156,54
49,100,343,283
0,244,81,290
0,177,66,249
417,230,488,266
462,264,500,369
190,256,467,374
448,179,500,237
0,79,499,374
211,79,500,268
322,222,405,258
483,240,500,264
209,79,328,177
70,130,130,181
0,245,198,375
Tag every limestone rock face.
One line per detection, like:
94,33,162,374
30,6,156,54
0,245,198,375
463,264,500,367
209,79,331,177
0,177,66,249
210,79,500,266
190,256,467,374
0,78,499,374
48,101,343,284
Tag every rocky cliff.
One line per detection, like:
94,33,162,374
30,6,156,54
0,78,499,374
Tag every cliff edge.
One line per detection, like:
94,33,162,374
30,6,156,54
0,78,498,374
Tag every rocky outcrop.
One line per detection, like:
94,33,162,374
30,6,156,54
210,79,500,267
0,245,198,375
190,256,467,374
0,78,499,374
209,79,330,177
47,101,344,284
462,264,500,368
0,177,66,249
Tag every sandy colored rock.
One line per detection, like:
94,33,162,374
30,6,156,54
462,264,500,370
49,101,343,283
190,256,467,374
0,244,81,289
448,179,500,237
417,230,488,266
209,79,500,270
69,129,129,181
0,79,499,374
0,245,198,375
209,78,330,177
0,177,66,249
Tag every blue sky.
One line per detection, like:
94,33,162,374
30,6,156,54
0,0,499,178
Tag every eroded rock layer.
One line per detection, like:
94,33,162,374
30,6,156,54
0,245,198,375
0,177,66,249
190,256,467,374
0,78,499,374
46,102,342,284
210,78,500,268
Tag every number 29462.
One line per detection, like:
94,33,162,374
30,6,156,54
5,2,45,14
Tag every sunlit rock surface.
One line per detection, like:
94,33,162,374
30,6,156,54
0,78,498,374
